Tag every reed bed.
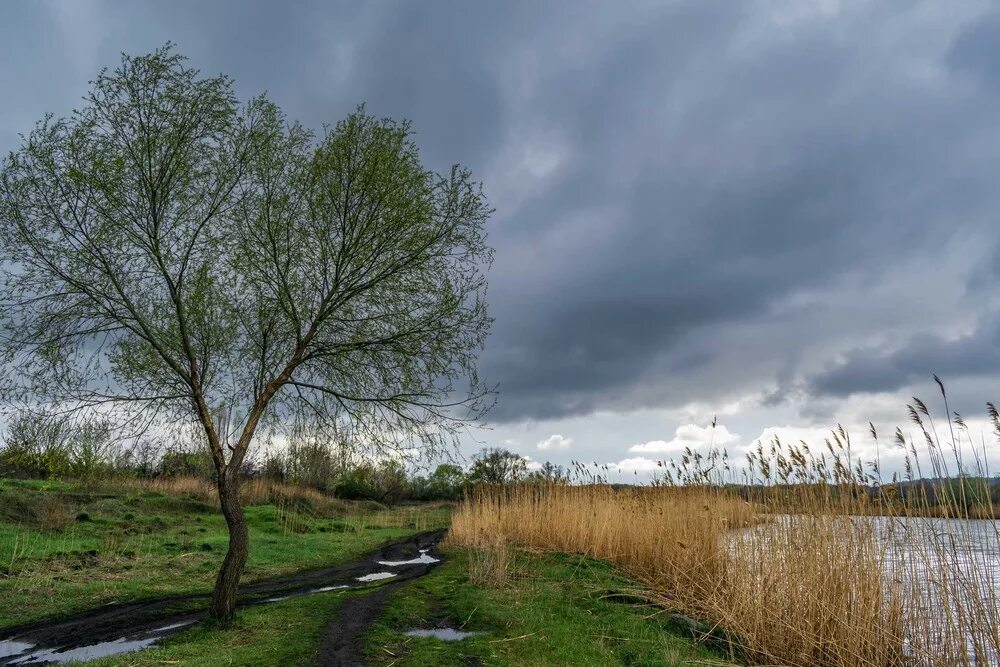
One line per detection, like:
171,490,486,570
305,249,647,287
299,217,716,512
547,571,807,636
123,475,331,507
450,392,1000,666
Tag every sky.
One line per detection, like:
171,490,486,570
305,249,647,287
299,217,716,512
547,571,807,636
3,0,1000,481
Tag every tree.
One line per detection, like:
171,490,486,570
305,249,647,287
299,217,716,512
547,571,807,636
411,463,468,500
469,447,527,485
0,46,493,620
428,462,467,496
527,461,569,484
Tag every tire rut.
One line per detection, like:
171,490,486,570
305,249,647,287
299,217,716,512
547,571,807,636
0,529,446,666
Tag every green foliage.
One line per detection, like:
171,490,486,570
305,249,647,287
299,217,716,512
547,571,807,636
0,410,119,480
468,447,527,485
157,448,215,479
0,44,494,615
332,460,408,504
0,44,495,476
410,464,469,501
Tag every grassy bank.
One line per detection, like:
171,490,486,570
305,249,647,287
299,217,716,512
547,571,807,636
369,547,732,666
0,477,447,626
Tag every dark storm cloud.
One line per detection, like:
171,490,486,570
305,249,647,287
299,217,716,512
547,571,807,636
947,9,1000,89
3,1,1000,424
810,315,1000,398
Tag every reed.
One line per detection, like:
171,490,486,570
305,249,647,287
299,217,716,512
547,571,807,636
117,475,334,509
450,392,1000,666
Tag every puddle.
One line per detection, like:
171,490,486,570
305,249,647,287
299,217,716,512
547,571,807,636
378,549,440,566
1,621,195,665
404,628,484,641
356,572,397,582
261,583,351,604
311,585,350,593
0,641,35,660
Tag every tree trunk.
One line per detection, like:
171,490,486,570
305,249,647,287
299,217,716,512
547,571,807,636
209,474,249,621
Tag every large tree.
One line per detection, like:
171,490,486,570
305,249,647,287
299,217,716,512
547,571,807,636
0,46,493,620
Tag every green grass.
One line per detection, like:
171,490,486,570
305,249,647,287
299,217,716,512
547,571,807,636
2,479,733,665
368,548,736,666
87,591,348,666
0,478,448,626
82,548,734,667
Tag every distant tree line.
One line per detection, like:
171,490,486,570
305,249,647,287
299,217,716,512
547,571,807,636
0,410,569,502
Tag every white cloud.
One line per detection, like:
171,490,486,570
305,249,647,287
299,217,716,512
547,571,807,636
628,423,739,454
612,457,661,475
537,434,573,451
522,455,544,472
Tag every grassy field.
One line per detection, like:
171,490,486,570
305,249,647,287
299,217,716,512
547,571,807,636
0,477,447,626
1,478,728,666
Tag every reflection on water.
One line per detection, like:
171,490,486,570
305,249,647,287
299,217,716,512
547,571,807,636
356,571,397,582
311,584,350,593
742,515,1000,664
0,642,34,661
1,621,195,665
379,549,440,566
404,628,484,641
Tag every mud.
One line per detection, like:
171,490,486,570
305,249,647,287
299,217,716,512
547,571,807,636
0,529,446,666
315,579,408,666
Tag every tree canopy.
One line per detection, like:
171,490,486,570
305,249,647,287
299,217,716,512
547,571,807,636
0,45,494,618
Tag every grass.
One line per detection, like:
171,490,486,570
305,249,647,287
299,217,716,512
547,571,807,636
85,589,350,666
450,393,1000,666
0,477,448,626
2,477,727,666
368,547,734,666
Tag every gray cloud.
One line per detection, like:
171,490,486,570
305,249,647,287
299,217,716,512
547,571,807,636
3,1,1000,430
810,315,1000,399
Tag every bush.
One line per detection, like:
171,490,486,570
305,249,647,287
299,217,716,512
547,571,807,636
0,412,75,479
410,464,468,501
156,449,214,479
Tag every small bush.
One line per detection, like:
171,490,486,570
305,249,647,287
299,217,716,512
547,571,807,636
39,497,72,532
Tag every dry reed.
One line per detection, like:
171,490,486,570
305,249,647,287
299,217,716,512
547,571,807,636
451,393,1000,666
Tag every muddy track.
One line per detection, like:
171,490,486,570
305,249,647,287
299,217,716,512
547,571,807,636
315,578,410,666
0,529,446,666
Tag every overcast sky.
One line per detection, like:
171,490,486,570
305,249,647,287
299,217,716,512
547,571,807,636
4,0,1000,479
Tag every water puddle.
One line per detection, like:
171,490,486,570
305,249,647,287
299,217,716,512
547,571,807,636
1,621,195,665
311,585,350,593
263,583,351,604
404,628,484,641
356,571,397,582
0,641,35,661
378,549,440,566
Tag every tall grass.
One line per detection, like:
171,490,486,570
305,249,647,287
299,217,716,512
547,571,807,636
450,391,1000,666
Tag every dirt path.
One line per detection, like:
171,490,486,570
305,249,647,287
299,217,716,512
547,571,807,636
315,579,409,666
0,529,446,666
